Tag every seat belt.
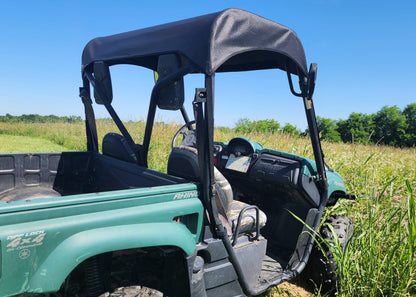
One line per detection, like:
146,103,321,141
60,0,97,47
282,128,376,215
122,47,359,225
79,86,98,152
193,88,226,233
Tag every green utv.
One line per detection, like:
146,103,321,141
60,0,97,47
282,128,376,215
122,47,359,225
0,8,354,297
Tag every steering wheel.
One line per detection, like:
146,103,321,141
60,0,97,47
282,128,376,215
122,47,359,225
171,120,196,149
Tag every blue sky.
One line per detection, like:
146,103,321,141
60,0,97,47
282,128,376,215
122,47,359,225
1,1,415,130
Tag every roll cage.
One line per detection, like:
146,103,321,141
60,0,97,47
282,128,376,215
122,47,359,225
79,7,327,243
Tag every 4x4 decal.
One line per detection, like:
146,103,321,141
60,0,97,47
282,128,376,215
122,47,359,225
6,230,46,253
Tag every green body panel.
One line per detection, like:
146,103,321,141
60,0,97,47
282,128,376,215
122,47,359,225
326,169,347,196
0,184,203,296
27,223,196,294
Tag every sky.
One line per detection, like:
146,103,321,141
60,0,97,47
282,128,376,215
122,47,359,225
1,1,415,131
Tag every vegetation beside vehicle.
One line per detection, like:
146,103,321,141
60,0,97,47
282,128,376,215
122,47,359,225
0,113,82,123
1,120,415,296
225,103,416,148
5,101,415,147
317,103,416,147
0,134,69,152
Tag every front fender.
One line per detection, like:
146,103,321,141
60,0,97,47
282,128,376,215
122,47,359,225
327,170,347,197
27,222,196,293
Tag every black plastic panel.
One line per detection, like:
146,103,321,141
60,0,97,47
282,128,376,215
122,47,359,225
195,236,245,297
299,174,320,206
234,237,267,287
0,153,61,196
250,154,300,184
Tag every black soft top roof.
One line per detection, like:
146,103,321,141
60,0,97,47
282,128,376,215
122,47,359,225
82,8,308,76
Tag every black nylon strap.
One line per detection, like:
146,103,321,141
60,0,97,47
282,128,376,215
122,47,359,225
193,88,223,229
79,86,98,152
192,89,206,183
193,96,206,188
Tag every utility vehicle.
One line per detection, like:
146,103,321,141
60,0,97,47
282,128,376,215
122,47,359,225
0,8,354,297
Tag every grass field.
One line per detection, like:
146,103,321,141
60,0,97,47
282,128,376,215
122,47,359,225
0,121,415,296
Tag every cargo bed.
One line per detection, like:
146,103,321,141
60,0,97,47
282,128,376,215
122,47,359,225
0,152,186,202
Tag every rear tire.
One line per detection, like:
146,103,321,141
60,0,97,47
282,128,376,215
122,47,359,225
99,286,163,297
306,214,353,294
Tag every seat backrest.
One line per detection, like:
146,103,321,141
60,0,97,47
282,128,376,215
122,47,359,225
167,129,199,181
168,147,200,182
167,131,233,217
102,133,138,164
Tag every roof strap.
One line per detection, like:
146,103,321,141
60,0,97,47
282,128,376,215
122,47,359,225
79,83,98,152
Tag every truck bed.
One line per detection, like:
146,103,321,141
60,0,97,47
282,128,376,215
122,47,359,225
0,151,186,202
0,152,203,297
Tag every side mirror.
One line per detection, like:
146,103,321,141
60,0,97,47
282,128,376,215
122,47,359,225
307,63,318,98
93,61,113,105
155,54,184,110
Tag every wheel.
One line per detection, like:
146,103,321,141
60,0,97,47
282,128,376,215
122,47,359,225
171,120,195,149
306,214,353,294
99,286,163,297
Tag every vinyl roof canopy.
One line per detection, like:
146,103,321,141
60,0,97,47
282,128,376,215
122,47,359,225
82,8,308,77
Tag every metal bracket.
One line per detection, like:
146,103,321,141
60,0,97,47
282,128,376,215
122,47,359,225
193,88,207,103
79,87,92,104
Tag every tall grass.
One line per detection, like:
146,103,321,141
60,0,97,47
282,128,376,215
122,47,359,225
315,140,416,296
0,134,69,152
0,121,87,151
0,121,415,296
329,178,416,296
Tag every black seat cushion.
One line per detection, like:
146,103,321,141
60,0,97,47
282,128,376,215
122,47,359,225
167,146,200,182
102,133,138,164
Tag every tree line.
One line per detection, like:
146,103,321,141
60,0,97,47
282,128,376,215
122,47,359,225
3,104,416,147
234,118,298,135
234,103,416,147
317,104,416,147
0,114,82,123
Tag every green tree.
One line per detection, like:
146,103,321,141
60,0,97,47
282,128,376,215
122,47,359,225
235,118,280,134
0,114,83,123
252,119,280,133
282,123,299,135
373,106,407,146
403,103,416,146
316,116,341,142
337,112,374,144
234,118,252,133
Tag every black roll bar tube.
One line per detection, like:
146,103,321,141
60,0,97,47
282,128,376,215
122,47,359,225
200,74,263,295
142,64,193,167
286,70,303,97
204,75,216,191
282,68,332,288
205,75,225,229
180,106,193,130
84,70,138,161
223,71,329,296
287,68,327,190
303,95,327,186
192,88,217,227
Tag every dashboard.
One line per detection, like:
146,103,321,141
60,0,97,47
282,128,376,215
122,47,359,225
215,138,255,173
214,137,320,207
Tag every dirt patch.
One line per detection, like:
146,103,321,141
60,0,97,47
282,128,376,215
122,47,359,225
276,282,316,297
267,276,316,297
